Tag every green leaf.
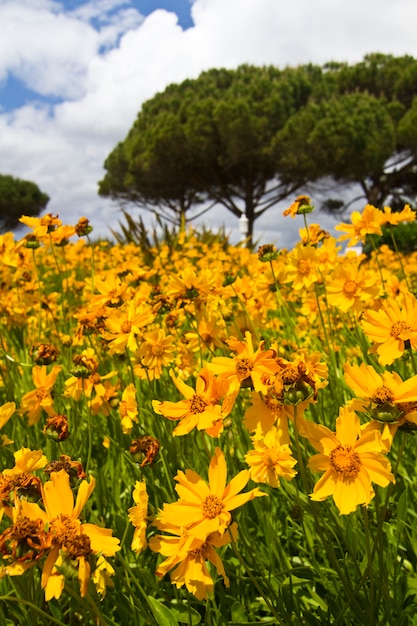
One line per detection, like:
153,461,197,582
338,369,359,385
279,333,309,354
147,596,180,626
168,602,201,624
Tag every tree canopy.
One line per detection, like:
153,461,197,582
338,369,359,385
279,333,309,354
99,64,319,241
99,54,417,244
0,174,49,233
275,53,417,211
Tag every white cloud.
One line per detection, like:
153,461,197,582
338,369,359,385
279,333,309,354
1,0,417,245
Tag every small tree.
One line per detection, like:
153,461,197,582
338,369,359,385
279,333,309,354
0,174,49,233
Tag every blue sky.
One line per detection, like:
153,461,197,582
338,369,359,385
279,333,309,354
1,0,417,246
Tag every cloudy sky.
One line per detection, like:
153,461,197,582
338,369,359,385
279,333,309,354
1,0,417,247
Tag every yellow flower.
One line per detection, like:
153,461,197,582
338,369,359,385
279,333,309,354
344,362,417,425
155,448,265,540
103,299,155,354
245,426,297,487
20,470,120,600
135,326,175,379
0,448,48,521
208,331,278,399
92,556,115,598
380,204,416,226
128,480,149,554
152,368,226,437
361,291,417,365
283,195,314,218
119,383,138,435
284,243,320,291
19,213,62,240
326,261,380,313
19,365,62,425
305,406,395,515
149,523,237,600
0,402,15,446
335,204,384,247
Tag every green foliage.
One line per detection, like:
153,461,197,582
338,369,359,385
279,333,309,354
276,53,417,210
99,64,318,243
100,53,417,243
364,222,417,254
0,174,49,232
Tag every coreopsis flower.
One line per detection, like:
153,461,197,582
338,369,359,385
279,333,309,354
103,299,155,354
149,523,237,601
184,312,227,355
19,470,120,600
208,331,278,399
335,204,384,247
135,326,175,379
19,365,62,426
361,291,417,365
245,426,297,487
244,391,291,436
128,480,149,554
75,216,93,237
273,354,325,405
305,406,395,515
165,266,218,306
0,402,15,446
0,448,48,520
30,343,59,366
283,195,314,218
64,363,118,404
155,448,265,541
299,223,330,246
380,204,416,226
129,436,160,467
89,272,128,308
326,261,380,314
119,383,138,434
152,368,228,437
284,243,320,291
49,224,76,245
92,556,115,598
19,213,62,241
344,362,417,424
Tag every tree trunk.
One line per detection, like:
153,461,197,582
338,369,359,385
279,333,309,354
245,182,255,249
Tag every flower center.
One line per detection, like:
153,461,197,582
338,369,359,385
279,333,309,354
151,344,164,356
343,280,358,296
391,320,411,338
50,514,80,545
35,387,49,400
64,532,92,559
236,357,253,378
281,367,299,385
90,373,101,385
264,394,282,416
297,259,312,275
201,494,224,519
189,543,208,559
329,445,361,478
190,394,208,414
371,386,394,405
262,450,279,469
121,321,132,334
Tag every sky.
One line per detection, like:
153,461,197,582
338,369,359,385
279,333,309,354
1,0,417,248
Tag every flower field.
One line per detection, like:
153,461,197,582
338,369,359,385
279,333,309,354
1,202,417,625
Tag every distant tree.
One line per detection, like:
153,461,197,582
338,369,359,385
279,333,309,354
100,54,417,245
0,174,49,233
99,64,320,244
274,54,417,212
